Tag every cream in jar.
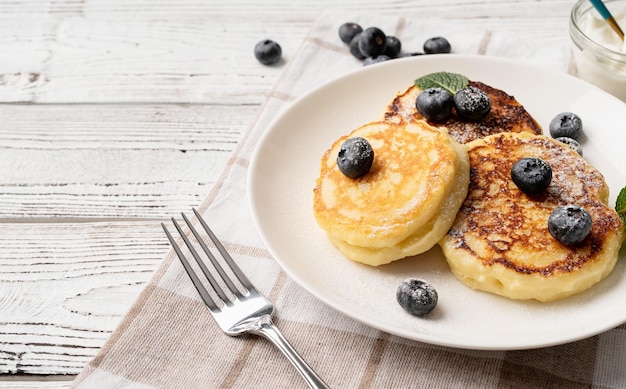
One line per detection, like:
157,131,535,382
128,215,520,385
570,2,626,101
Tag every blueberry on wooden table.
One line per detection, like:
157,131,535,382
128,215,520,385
510,157,552,195
549,112,583,139
358,27,387,58
349,34,366,60
548,204,592,245
339,22,363,44
254,39,282,65
397,278,438,316
383,36,402,58
423,36,451,54
453,86,492,121
337,137,374,178
416,87,453,122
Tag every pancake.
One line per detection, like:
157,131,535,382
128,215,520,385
384,81,542,144
439,132,624,302
313,119,469,266
327,170,468,265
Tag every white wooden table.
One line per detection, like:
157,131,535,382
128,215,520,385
0,1,581,387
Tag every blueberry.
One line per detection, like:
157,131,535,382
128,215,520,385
423,36,451,54
383,36,402,58
548,204,592,245
453,86,492,122
510,157,552,195
254,39,282,65
549,112,583,139
339,22,363,44
396,278,438,316
349,34,366,60
363,55,391,66
337,137,374,178
556,137,583,156
358,27,387,58
416,87,453,122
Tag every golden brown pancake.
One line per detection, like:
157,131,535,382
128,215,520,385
384,81,542,144
313,119,469,266
439,132,624,302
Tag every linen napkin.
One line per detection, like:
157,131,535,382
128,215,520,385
71,10,626,389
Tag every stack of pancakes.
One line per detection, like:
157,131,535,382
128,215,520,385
313,120,469,266
313,79,625,302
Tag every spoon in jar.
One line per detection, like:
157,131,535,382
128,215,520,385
589,0,625,41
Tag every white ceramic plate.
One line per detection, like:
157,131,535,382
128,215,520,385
247,54,626,350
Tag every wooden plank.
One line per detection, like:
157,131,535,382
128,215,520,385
0,221,166,374
0,381,71,389
0,0,573,104
0,103,250,219
0,8,300,104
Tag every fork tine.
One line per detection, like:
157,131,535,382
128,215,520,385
181,212,244,298
169,216,233,304
161,222,219,311
192,208,254,290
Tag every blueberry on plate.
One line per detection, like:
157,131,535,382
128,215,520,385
363,55,391,66
349,34,366,60
397,278,438,316
416,87,453,122
358,27,387,58
254,39,282,65
510,157,552,195
383,36,402,58
549,112,583,139
423,36,451,54
337,137,374,178
453,86,492,121
548,204,592,245
556,136,583,156
339,22,363,44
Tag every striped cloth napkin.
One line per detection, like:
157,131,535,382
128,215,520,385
71,9,626,389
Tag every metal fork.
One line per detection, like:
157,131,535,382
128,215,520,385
162,208,330,389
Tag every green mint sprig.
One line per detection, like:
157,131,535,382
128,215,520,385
617,186,626,230
415,72,469,96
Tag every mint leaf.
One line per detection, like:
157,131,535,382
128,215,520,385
617,186,626,229
415,72,469,95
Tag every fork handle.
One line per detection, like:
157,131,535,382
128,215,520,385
252,316,330,389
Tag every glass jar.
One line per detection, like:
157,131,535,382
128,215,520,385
570,0,626,101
